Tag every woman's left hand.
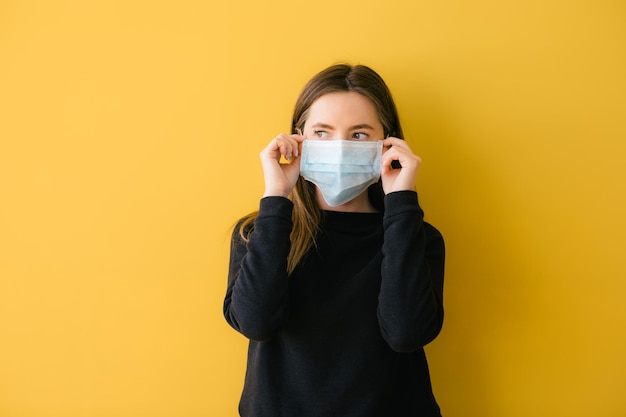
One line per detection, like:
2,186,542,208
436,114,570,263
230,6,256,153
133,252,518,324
380,137,422,194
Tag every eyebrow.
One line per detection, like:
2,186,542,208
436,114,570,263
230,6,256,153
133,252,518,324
310,123,376,130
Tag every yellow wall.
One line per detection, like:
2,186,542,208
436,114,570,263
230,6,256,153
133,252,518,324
1,1,624,416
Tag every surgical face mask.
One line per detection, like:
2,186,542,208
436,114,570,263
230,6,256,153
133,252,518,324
300,140,382,207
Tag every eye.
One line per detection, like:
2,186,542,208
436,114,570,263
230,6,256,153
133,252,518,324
314,130,329,138
352,132,369,140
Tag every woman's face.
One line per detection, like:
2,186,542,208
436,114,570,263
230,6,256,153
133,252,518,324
302,92,384,142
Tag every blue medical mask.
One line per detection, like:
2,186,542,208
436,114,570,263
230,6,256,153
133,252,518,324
300,140,382,207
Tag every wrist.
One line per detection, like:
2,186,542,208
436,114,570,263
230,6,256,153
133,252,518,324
263,188,291,198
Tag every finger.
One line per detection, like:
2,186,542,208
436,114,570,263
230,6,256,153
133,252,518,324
263,136,290,162
275,134,298,160
381,145,404,166
263,133,305,162
382,137,411,152
288,133,306,158
289,133,305,157
381,147,420,174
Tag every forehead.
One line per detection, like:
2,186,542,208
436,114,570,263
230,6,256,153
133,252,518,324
305,92,381,127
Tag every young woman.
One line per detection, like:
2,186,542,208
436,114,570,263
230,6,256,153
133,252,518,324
224,64,445,416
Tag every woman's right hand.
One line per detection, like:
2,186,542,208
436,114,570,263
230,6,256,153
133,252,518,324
260,133,304,198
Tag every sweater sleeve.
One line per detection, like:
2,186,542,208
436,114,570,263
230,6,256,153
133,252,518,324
378,190,445,352
223,197,293,341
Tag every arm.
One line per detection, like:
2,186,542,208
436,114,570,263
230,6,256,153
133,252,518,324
224,132,304,340
223,197,294,341
377,191,445,352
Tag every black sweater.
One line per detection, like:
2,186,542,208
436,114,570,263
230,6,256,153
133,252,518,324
224,191,445,417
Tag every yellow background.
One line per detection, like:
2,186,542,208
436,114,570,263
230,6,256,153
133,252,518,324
1,0,625,416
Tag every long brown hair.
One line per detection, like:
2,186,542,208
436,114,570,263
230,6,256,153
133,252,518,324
239,64,404,274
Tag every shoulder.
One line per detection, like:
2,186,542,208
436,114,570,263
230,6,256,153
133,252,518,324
231,196,294,241
424,222,445,256
424,222,443,241
231,212,257,242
